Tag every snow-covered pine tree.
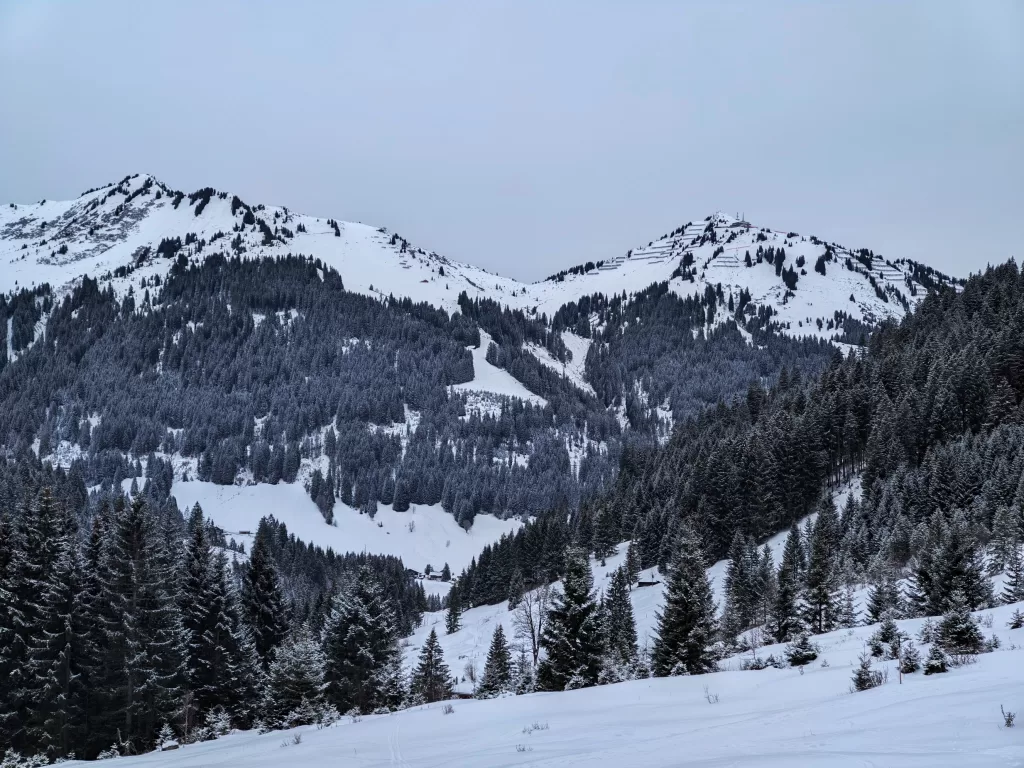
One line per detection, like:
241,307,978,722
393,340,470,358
866,571,903,623
0,507,29,750
923,644,948,675
241,522,287,666
936,590,985,655
537,547,603,691
601,565,638,681
988,505,1020,575
803,495,841,634
322,566,404,714
507,568,524,611
25,535,91,761
263,629,327,727
785,633,819,666
477,625,512,698
625,538,641,586
899,640,921,674
931,512,992,612
770,525,803,643
1002,540,1024,605
410,629,454,704
445,581,462,634
651,529,717,677
94,496,184,753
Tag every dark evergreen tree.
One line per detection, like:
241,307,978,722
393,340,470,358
263,629,327,728
410,629,453,704
322,567,404,714
241,524,287,666
651,530,717,677
477,625,512,698
537,547,602,690
602,565,638,679
936,591,985,655
445,582,462,635
803,495,841,634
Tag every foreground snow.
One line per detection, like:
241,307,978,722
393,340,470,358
80,602,1024,768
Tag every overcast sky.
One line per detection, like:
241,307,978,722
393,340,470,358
1,1,1020,282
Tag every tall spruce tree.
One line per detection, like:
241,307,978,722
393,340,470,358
95,496,184,753
770,525,802,643
602,565,638,677
477,625,512,698
410,629,453,704
322,567,404,714
652,529,718,677
537,547,602,691
263,628,327,728
26,534,91,761
241,523,287,665
803,495,841,634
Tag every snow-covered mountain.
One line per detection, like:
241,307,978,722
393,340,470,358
1,174,957,344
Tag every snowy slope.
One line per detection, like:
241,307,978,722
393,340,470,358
78,602,1024,768
2,179,957,348
171,479,522,575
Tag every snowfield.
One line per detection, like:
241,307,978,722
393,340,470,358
78,601,1024,767
171,480,523,575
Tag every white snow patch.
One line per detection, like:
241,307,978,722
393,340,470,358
170,480,522,574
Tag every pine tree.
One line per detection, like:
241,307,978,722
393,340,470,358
0,508,29,749
988,505,1020,575
1002,541,1024,605
923,644,948,675
850,652,884,691
932,512,993,612
937,591,985,654
264,629,327,727
445,582,462,634
770,527,802,643
602,566,638,678
624,538,641,586
651,530,717,677
322,567,404,714
803,495,841,633
410,629,453,704
785,633,819,666
866,573,903,623
537,547,603,690
507,569,524,611
25,536,91,760
241,524,287,666
94,496,184,753
477,625,512,698
899,640,921,674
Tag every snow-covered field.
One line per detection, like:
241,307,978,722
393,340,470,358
80,600,1024,768
454,330,548,410
171,480,523,575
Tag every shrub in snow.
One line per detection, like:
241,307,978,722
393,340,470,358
1008,609,1024,630
898,641,921,674
785,634,819,666
923,645,949,675
850,652,887,692
1,752,48,768
870,613,905,660
1002,705,1016,728
917,618,937,644
206,706,232,737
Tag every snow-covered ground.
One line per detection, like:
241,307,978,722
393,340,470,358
81,601,1024,768
453,330,548,410
171,480,523,575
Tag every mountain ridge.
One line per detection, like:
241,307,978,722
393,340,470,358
1,173,959,347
